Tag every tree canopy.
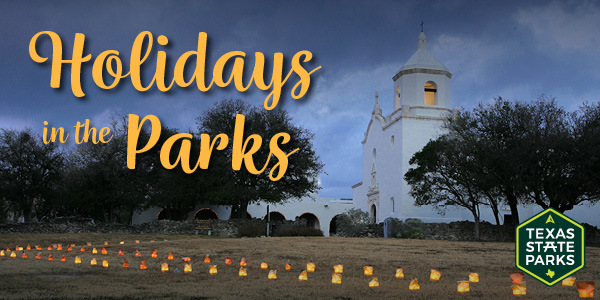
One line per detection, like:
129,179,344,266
406,96,600,235
197,99,323,218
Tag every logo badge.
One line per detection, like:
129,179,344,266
516,208,585,286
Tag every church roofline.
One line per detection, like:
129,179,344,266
393,67,452,81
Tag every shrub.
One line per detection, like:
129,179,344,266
336,208,372,237
397,218,424,239
236,220,267,237
274,227,323,237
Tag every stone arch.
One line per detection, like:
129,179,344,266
329,214,343,236
264,211,286,222
156,208,168,220
299,213,320,229
194,208,219,220
424,81,437,105
370,204,377,223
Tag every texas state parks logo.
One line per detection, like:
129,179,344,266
516,208,585,286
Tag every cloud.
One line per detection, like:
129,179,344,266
0,115,35,131
517,1,600,51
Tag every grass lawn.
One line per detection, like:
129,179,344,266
0,234,598,299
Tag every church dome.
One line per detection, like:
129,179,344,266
398,32,449,73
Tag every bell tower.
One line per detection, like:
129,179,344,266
393,31,452,112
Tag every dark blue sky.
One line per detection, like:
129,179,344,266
2,0,599,198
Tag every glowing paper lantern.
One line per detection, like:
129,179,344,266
562,276,576,287
15,246,23,251
74,256,81,264
261,262,268,270
26,245,31,250
333,265,343,274
183,257,191,262
22,252,27,259
102,260,109,268
151,250,157,258
47,246,52,251
123,259,129,268
239,267,247,277
118,249,124,256
35,253,41,260
430,269,441,281
0,250,4,256
457,281,470,293
161,262,169,272
67,246,72,252
101,247,107,255
298,270,308,281
209,265,218,275
512,282,526,296
395,268,404,279
307,263,315,273
409,279,420,290
140,260,147,270
204,254,210,263
363,266,373,276
576,281,595,298
36,246,42,250
91,258,97,266
240,257,247,267
48,254,53,261
225,257,232,265
184,263,192,273
469,273,479,283
510,272,524,284
285,263,291,271
167,252,174,260
268,270,277,279
369,276,380,288
92,248,98,254
80,247,85,252
135,250,142,257
6,248,10,252
331,273,342,284
60,255,66,262
135,240,140,244
87,242,92,246
104,241,108,246
10,252,16,258
57,245,62,251
119,241,124,245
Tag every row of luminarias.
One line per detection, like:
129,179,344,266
0,243,595,298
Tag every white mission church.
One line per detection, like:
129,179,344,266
133,31,600,234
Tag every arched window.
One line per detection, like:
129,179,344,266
264,211,286,222
424,81,437,105
370,204,377,223
194,208,219,220
395,85,401,108
299,213,320,229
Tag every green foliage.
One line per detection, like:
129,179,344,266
235,220,267,237
335,208,372,237
197,99,324,218
407,96,600,236
273,227,323,237
0,128,63,222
